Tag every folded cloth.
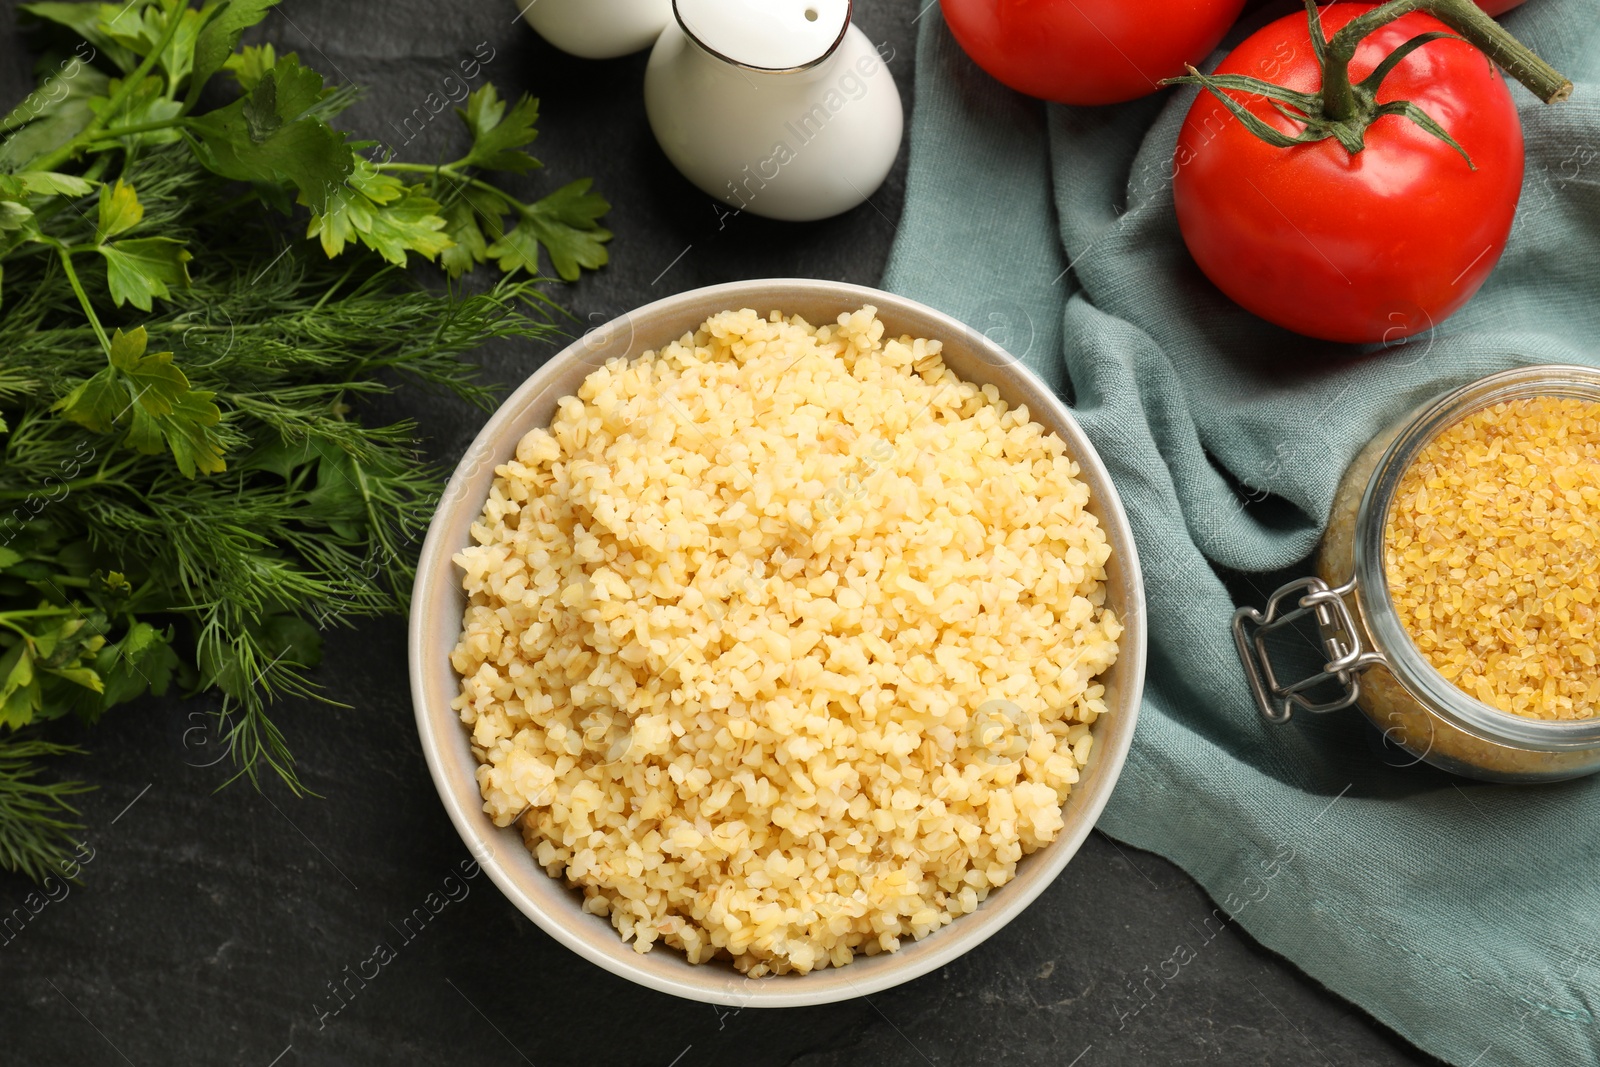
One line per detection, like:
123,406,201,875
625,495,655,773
883,6,1600,1065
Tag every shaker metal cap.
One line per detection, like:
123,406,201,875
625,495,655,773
673,0,851,72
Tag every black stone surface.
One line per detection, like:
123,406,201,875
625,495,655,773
0,2,1447,1064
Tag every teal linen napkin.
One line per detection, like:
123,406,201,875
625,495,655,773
883,6,1600,1065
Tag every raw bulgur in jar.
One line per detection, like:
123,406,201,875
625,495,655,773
1238,365,1600,783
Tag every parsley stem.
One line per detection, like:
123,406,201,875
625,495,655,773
45,241,112,356
0,610,78,641
30,0,190,173
89,117,192,143
375,163,527,217
376,160,477,178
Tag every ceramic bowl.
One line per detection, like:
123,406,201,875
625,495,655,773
409,278,1146,1006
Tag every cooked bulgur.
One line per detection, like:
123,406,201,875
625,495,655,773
450,306,1121,975
1385,395,1600,721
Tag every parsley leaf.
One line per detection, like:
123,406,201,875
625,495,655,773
456,85,543,174
187,0,279,107
98,237,194,310
97,179,143,239
92,181,192,308
16,3,139,72
0,201,35,233
53,326,227,477
17,172,94,197
437,183,508,277
305,157,450,267
186,55,353,213
438,196,487,277
347,183,451,266
101,3,205,87
487,178,612,281
0,613,109,730
90,620,177,714
242,54,331,132
0,640,39,730
223,43,278,91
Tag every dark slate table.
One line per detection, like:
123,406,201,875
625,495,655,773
0,2,1444,1063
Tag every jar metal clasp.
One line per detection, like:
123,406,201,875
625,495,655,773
1232,577,1386,723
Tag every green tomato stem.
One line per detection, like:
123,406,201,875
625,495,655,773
1322,0,1572,121
30,0,191,173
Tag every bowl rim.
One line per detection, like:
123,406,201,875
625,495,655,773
408,278,1146,1006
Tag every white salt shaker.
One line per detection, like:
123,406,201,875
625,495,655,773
515,0,672,59
643,0,903,222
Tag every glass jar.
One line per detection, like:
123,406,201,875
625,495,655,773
1234,364,1600,783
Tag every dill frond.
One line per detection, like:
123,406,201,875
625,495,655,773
0,737,91,883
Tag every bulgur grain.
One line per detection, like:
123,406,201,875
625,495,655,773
450,307,1121,975
1385,396,1600,721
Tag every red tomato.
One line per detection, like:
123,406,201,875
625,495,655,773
942,0,1248,105
1171,4,1524,343
1477,0,1527,15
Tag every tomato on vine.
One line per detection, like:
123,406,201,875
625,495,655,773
1166,0,1570,343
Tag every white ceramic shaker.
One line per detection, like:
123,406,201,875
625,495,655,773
643,0,903,222
515,0,673,59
